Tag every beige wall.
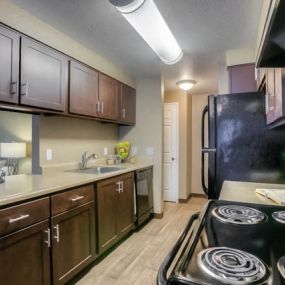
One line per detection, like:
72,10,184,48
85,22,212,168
120,78,164,214
0,111,32,174
0,0,135,88
40,116,118,166
255,0,272,57
226,48,255,67
190,94,209,194
164,90,191,200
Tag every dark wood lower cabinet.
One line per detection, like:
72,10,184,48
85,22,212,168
97,172,135,254
0,220,51,285
51,202,96,285
117,174,135,236
97,177,119,253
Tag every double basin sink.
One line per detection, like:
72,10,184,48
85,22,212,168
66,166,126,175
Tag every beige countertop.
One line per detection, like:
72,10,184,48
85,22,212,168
220,180,285,206
0,161,153,207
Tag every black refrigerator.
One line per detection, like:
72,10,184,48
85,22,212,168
201,91,285,199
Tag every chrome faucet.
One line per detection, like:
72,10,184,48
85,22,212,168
80,152,98,169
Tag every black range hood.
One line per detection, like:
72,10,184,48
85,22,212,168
257,0,285,67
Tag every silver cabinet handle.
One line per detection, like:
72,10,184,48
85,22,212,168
45,228,51,248
121,181,124,193
96,101,100,113
122,108,126,118
10,81,18,95
265,93,269,114
116,181,121,193
71,195,84,202
101,101,104,114
9,214,30,223
21,81,28,96
53,224,60,243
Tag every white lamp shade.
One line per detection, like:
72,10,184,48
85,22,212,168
115,0,183,65
0,143,26,158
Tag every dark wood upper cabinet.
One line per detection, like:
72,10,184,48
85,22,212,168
120,84,136,125
97,172,134,254
69,61,99,117
51,202,96,285
98,74,119,120
266,68,285,125
228,63,257,94
20,37,68,111
0,26,19,104
0,220,51,285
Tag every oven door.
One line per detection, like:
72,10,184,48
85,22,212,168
135,167,153,218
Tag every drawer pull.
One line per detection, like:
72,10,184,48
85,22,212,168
9,214,30,224
71,195,84,202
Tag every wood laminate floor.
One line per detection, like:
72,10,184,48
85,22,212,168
75,197,207,285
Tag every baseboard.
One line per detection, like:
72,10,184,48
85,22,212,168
191,193,208,198
178,193,191,204
153,212,164,219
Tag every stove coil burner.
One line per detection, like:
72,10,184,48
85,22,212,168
278,256,285,279
198,247,268,285
213,205,266,225
272,211,285,224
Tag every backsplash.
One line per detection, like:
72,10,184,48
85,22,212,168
40,116,119,166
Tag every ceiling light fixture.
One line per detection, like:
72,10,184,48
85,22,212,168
176,80,197,91
109,0,183,65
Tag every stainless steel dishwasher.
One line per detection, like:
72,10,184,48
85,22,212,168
135,166,153,226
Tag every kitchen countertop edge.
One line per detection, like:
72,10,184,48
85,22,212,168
0,163,153,207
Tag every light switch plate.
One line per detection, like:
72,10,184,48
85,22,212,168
104,147,108,156
46,149,52,161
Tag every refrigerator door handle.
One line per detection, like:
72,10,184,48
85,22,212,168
201,106,209,195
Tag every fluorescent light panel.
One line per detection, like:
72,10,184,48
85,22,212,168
113,0,183,65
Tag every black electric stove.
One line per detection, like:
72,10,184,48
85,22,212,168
158,200,285,285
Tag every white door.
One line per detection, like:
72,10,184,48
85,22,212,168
163,103,179,203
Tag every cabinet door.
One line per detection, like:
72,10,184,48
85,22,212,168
266,68,276,124
273,68,284,121
20,37,68,111
117,173,135,236
120,84,136,124
0,220,50,285
97,177,118,253
69,61,99,117
0,26,19,104
51,202,95,285
98,74,119,120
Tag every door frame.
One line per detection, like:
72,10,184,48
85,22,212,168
163,102,179,203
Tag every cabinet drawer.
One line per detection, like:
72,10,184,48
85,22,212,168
51,185,94,216
0,197,50,237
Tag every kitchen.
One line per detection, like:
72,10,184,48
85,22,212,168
0,0,285,284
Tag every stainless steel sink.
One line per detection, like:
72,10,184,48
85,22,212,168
66,166,125,175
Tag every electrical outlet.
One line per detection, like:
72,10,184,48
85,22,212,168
46,149,53,161
145,147,154,156
104,147,108,156
131,146,138,155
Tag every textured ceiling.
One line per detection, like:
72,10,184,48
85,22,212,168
11,0,264,93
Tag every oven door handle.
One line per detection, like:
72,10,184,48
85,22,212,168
157,212,199,285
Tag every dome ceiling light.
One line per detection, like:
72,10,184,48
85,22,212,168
109,0,183,65
176,80,197,91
